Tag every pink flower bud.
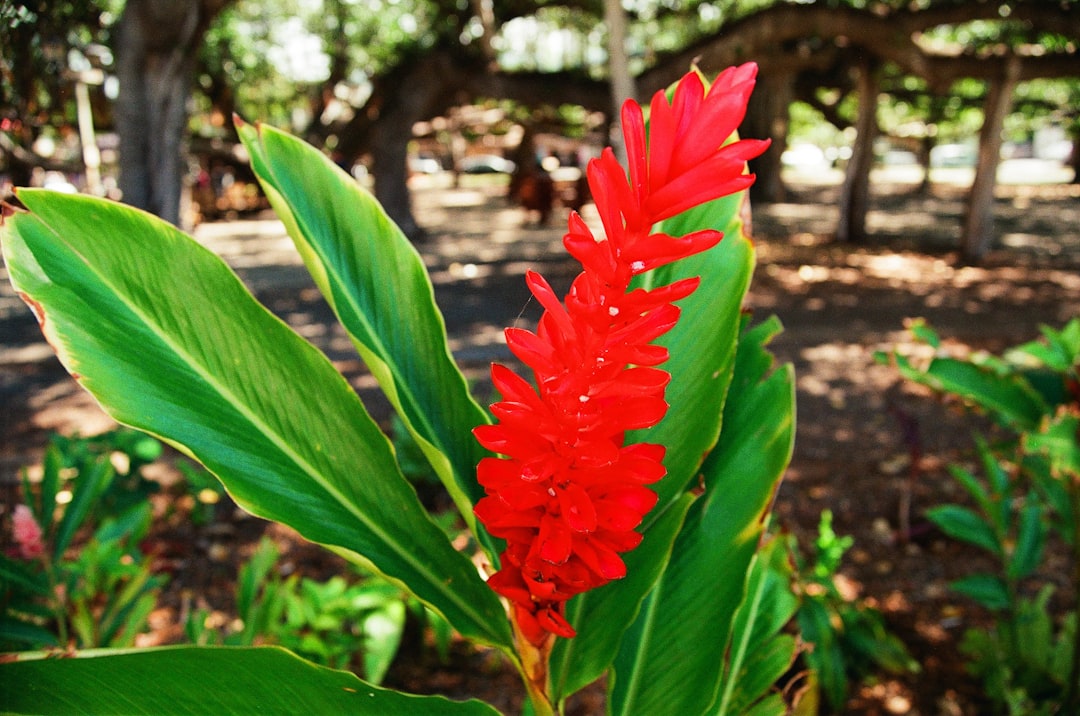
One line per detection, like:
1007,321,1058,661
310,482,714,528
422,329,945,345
12,504,45,560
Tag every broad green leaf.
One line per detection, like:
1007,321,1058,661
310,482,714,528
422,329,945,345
892,353,1046,431
0,646,501,715
632,190,756,510
548,492,696,705
609,316,795,716
926,504,1002,556
714,536,800,716
237,121,493,550
722,633,798,716
1,191,512,651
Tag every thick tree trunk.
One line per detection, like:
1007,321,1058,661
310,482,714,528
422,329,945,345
370,119,422,240
837,56,880,244
366,55,459,240
114,0,224,226
604,0,635,162
745,70,794,205
961,54,1021,263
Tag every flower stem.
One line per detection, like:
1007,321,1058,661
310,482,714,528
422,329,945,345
512,617,556,716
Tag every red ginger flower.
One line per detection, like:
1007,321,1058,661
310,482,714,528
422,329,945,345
473,64,769,647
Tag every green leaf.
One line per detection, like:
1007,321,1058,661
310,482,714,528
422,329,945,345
797,597,848,710
892,354,1046,431
1006,499,1046,581
548,492,696,704
0,646,501,715
1,190,512,652
950,574,1011,610
608,317,795,716
0,552,50,597
361,598,407,684
0,617,59,649
237,121,494,551
909,318,941,349
926,504,1002,556
722,632,798,715
52,456,112,560
714,536,800,716
1027,410,1080,480
632,189,756,510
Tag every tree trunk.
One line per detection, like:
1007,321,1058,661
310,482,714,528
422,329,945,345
1070,122,1080,184
114,0,225,226
837,55,879,244
960,54,1021,263
366,55,459,241
603,0,635,162
745,69,793,205
370,118,422,240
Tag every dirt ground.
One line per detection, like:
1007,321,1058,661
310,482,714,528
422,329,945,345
2,171,1079,714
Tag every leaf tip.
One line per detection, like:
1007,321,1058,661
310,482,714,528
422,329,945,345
1,197,24,226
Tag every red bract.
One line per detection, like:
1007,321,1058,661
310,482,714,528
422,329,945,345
473,64,768,646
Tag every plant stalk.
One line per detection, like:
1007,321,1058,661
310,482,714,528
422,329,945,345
1064,476,1080,711
511,616,556,716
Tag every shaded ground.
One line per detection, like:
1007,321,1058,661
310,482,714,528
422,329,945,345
2,171,1080,714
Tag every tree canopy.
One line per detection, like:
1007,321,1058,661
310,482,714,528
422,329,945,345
2,0,1078,254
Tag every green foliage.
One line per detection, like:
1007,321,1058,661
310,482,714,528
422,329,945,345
0,431,167,651
185,536,445,685
881,317,1080,714
960,588,1077,716
0,108,795,713
712,535,801,716
0,646,503,716
605,313,796,716
791,511,918,712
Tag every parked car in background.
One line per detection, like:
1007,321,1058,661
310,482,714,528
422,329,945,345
459,154,516,174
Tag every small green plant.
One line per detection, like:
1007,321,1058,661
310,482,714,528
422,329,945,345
185,537,448,684
174,460,227,526
789,510,918,712
1,433,167,650
881,317,1080,714
50,428,164,517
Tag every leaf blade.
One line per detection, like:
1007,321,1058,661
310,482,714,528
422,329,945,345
0,646,502,715
238,122,493,548
1,191,511,650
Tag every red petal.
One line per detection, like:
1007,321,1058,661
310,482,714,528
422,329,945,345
512,604,549,647
557,482,597,533
535,605,576,639
622,99,648,203
574,537,626,580
504,327,559,375
538,514,573,564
